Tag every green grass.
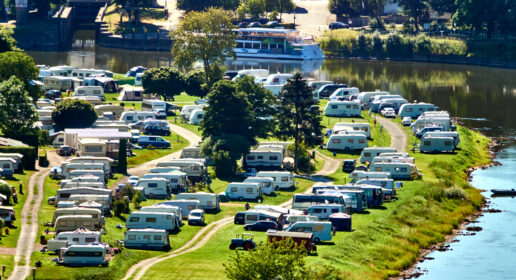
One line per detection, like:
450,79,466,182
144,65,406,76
127,133,189,168
113,73,135,86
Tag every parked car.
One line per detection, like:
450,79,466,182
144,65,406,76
238,22,249,28
342,159,356,173
402,116,412,126
143,126,171,136
258,18,269,24
128,176,139,186
266,21,279,27
354,165,368,172
155,109,167,119
138,136,170,148
329,22,349,30
229,233,256,250
45,90,62,100
243,168,257,177
234,211,245,224
244,221,278,231
188,209,205,226
248,22,261,27
57,145,75,156
380,107,396,118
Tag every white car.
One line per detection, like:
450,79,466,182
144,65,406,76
380,107,396,118
402,116,412,126
128,176,139,186
154,109,167,119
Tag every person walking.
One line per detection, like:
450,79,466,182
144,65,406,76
245,202,250,211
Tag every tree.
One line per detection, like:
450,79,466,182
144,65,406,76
395,0,428,31
275,73,322,171
184,70,209,98
171,8,236,89
248,0,266,20
0,76,38,138
453,0,507,38
328,0,359,18
236,2,248,20
52,99,97,129
141,67,185,101
113,0,155,23
0,4,7,26
118,138,128,174
177,0,240,12
0,51,40,101
278,0,295,20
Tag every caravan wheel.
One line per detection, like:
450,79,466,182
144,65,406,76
314,237,321,243
239,197,244,201
344,147,351,152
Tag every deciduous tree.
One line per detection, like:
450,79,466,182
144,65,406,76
395,0,428,31
0,51,40,101
184,70,209,98
0,27,18,53
52,99,97,129
176,0,239,12
453,0,507,38
141,67,185,100
118,138,128,174
0,76,37,138
248,0,266,20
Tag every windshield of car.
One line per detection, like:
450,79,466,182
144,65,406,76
191,212,201,217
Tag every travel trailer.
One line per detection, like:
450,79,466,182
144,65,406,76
67,169,106,182
349,171,391,183
306,204,346,220
357,91,390,105
243,210,285,225
368,162,418,180
61,163,105,179
43,76,81,91
82,77,119,93
65,157,113,175
188,109,205,125
120,111,156,124
56,244,108,267
71,68,113,79
54,215,100,233
328,87,360,101
0,158,16,179
292,193,351,211
136,178,170,199
94,105,125,118
156,159,206,181
336,184,384,207
0,153,23,171
141,170,186,193
376,98,408,113
333,122,371,138
179,147,204,159
326,133,367,151
243,177,275,194
398,102,436,118
422,131,460,147
174,192,220,211
411,117,453,133
56,188,112,205
324,101,362,117
73,86,105,100
47,228,102,252
255,171,295,190
124,229,170,250
51,208,104,226
245,146,284,168
118,86,144,101
140,205,183,225
355,178,395,195
126,211,178,232
159,200,200,217
180,105,206,120
359,147,397,164
419,136,455,153
76,139,107,157
370,156,415,165
0,206,15,225
231,69,269,83
369,94,403,112
225,182,262,201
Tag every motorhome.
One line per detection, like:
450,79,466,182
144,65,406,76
188,109,205,125
94,105,125,119
47,228,102,252
326,133,367,151
324,100,362,117
243,177,275,194
54,215,100,233
370,156,415,165
136,178,170,199
244,210,285,226
285,221,333,243
174,192,220,211
336,184,384,207
422,131,460,147
333,122,371,138
43,76,81,91
349,171,391,183
118,86,144,101
141,170,186,193
140,205,183,225
306,204,346,220
156,159,205,181
398,102,436,118
0,158,16,179
359,147,397,164
255,171,294,190
180,105,206,120
419,136,455,153
124,229,170,250
126,211,178,232
245,146,284,168
73,86,105,100
292,193,351,211
357,91,390,105
368,162,418,180
328,87,360,101
158,200,200,217
56,244,108,267
120,111,156,124
225,182,262,201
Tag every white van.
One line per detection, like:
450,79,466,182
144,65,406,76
140,205,183,225
159,200,200,217
136,178,170,199
243,177,275,194
47,228,102,252
419,136,455,153
326,133,367,151
328,87,360,101
124,229,170,250
422,131,460,147
54,215,99,233
57,244,108,267
188,109,204,125
174,192,219,211
333,122,371,138
369,162,418,180
324,100,362,117
244,210,285,225
256,171,294,190
225,182,262,201
126,211,178,232
285,221,333,243
120,111,156,124
306,204,346,220
73,86,105,100
359,147,397,164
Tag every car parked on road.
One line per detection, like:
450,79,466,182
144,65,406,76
380,107,396,118
244,221,278,231
188,209,205,226
143,126,171,136
138,136,170,149
45,90,62,100
248,22,261,27
57,145,75,156
342,159,356,173
329,22,349,30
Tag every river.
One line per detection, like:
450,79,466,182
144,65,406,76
27,30,516,279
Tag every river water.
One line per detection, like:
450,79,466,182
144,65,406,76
27,30,516,279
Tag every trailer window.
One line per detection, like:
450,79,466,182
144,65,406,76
281,177,289,182
405,108,413,112
144,235,151,240
72,238,80,242
364,152,371,157
128,235,136,240
258,156,263,159
331,139,341,144
312,208,322,213
445,141,452,146
346,105,351,109
331,105,337,109
247,155,255,160
423,141,431,146
154,235,162,240
85,238,96,242
247,215,258,221
347,139,354,143
94,90,100,94
400,168,407,172
130,217,139,222
188,205,196,210
313,225,324,232
246,188,254,193
375,167,382,171
270,156,278,160
146,217,157,223
359,139,365,143
331,208,339,213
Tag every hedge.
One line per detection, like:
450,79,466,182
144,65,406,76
0,146,38,170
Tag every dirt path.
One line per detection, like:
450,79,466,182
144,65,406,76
376,117,407,153
122,217,233,280
10,168,49,280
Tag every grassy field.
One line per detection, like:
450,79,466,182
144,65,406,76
128,133,189,168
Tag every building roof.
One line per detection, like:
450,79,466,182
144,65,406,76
0,137,29,147
65,128,132,139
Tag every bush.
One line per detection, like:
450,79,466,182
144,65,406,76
0,182,13,204
385,33,413,58
287,143,314,173
132,191,143,209
0,146,37,170
415,34,432,55
52,99,97,129
119,185,135,201
369,18,385,31
113,200,126,217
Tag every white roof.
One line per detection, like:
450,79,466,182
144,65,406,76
65,128,132,138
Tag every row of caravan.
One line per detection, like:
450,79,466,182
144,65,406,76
223,171,295,201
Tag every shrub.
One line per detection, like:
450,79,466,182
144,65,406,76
52,99,97,129
132,191,143,209
385,34,413,58
415,34,432,55
113,200,126,217
372,34,384,57
119,185,135,201
0,182,13,204
445,186,468,200
369,18,385,31
287,143,314,173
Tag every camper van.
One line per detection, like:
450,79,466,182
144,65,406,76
159,200,200,217
136,178,170,199
174,192,219,211
359,147,397,164
324,101,362,117
188,109,205,125
368,162,418,180
245,146,284,168
180,105,206,120
140,205,183,225
333,122,371,138
419,136,455,153
225,182,262,201
285,221,333,243
0,158,16,178
256,171,294,190
47,228,102,252
292,193,351,211
398,102,436,118
306,204,346,220
422,131,460,147
326,133,367,151
124,229,170,250
126,211,178,232
137,136,171,149
349,171,391,183
141,170,186,193
120,111,155,124
243,177,275,194
328,87,360,101
56,244,108,267
73,86,105,100
244,210,285,226
54,215,100,233
118,86,144,101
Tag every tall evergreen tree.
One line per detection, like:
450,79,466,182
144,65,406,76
118,138,128,174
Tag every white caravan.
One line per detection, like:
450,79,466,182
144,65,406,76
245,146,283,168
328,87,360,101
398,102,436,118
359,147,397,164
66,157,113,175
47,228,102,252
262,73,293,85
349,171,391,183
136,178,170,199
73,86,105,100
188,109,205,125
174,192,220,211
370,156,415,165
141,170,186,193
243,177,275,194
419,136,455,153
333,122,371,138
56,244,108,267
225,182,262,201
369,162,418,180
410,117,452,133
124,229,170,250
306,204,346,220
324,101,362,117
54,215,100,233
158,200,200,217
156,159,206,180
120,111,156,124
180,105,206,120
61,163,105,179
140,205,183,225
422,131,460,147
326,133,367,151
357,91,390,104
256,171,294,190
126,211,178,232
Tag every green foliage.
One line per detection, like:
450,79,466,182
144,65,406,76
51,99,97,129
248,0,265,20
132,190,143,209
119,185,136,201
118,138,128,174
394,0,428,31
328,0,359,17
171,8,235,89
385,33,413,58
0,76,38,138
141,67,185,101
0,182,13,205
0,27,19,53
453,0,510,38
287,143,314,173
176,0,239,12
275,73,322,171
113,199,127,217
0,51,40,101
268,11,279,21
236,2,248,20
184,70,209,98
0,146,37,170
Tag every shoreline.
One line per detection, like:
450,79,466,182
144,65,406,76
395,136,509,279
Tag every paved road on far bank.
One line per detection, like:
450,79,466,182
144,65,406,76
377,116,407,153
